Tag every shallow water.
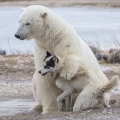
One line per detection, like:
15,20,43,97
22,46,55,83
0,6,120,54
0,80,34,116
0,98,35,116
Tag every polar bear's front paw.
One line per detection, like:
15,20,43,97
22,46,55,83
73,106,80,112
29,104,42,111
60,73,75,81
42,108,60,114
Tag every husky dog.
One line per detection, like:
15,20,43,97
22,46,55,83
39,51,119,112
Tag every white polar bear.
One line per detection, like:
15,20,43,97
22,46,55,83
15,5,110,114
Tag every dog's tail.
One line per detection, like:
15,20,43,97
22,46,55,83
94,75,119,97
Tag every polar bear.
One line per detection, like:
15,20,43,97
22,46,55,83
15,5,110,114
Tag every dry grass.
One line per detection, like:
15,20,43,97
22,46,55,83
87,34,120,56
0,55,35,80
0,54,33,64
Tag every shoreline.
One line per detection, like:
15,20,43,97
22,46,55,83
0,55,120,119
0,0,120,8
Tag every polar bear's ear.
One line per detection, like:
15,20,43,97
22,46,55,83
21,8,25,12
41,11,47,18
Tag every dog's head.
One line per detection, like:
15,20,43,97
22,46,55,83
38,51,59,76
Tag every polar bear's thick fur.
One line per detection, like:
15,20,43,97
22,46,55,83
15,5,111,114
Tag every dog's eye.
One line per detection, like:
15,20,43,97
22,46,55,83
44,66,50,69
26,23,30,25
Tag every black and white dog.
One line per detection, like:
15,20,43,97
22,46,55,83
38,51,119,112
39,51,60,78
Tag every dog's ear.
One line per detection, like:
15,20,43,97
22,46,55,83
52,56,59,63
46,51,51,57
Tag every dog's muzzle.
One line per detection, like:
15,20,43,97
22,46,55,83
38,70,47,76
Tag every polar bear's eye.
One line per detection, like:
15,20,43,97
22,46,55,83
26,23,30,25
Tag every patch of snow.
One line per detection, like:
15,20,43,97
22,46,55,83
102,109,107,113
17,60,24,63
100,66,111,72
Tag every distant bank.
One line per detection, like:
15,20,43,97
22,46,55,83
0,0,120,7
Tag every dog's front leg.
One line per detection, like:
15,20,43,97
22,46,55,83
57,88,74,111
66,95,72,111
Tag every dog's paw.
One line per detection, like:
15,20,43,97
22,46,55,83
29,104,42,111
58,102,63,110
103,104,110,108
57,98,63,110
107,105,110,107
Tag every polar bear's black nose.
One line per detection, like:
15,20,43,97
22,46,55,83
15,34,20,39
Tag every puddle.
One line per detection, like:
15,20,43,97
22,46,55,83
0,98,36,116
0,80,31,85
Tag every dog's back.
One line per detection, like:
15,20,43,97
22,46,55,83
39,51,119,112
56,69,89,92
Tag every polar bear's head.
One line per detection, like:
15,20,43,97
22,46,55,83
15,5,49,40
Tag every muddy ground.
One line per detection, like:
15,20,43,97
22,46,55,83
0,55,120,120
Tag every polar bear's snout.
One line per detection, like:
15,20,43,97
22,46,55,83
15,32,28,40
15,26,28,40
15,34,20,39
15,20,31,40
